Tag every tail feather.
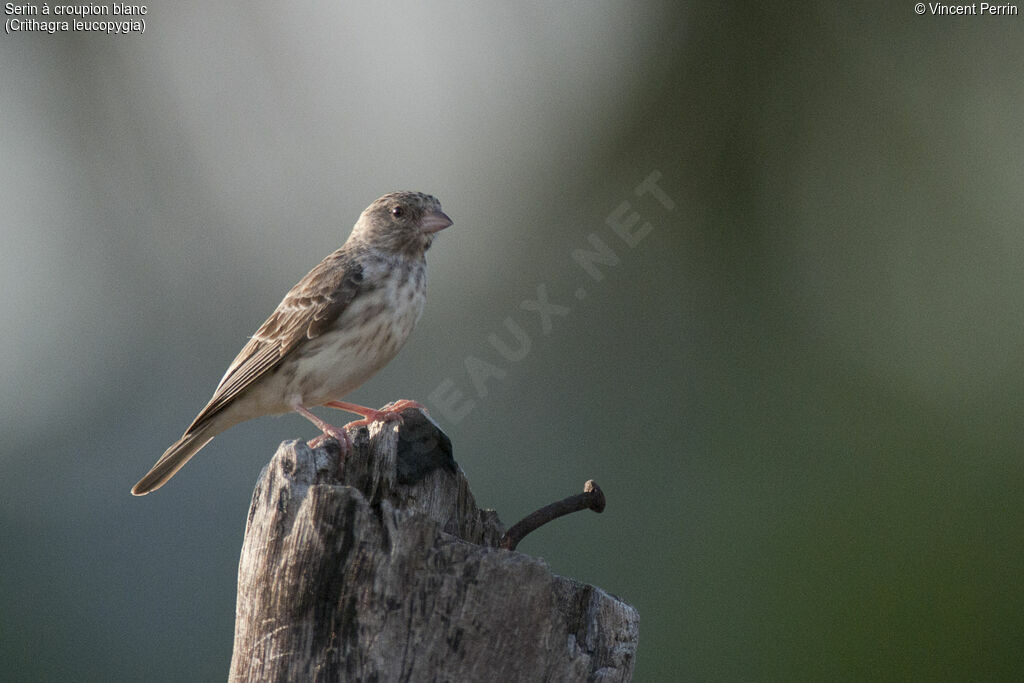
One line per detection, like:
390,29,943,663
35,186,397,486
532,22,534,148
132,427,215,496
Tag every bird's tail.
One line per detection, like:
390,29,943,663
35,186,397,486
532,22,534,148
131,426,215,496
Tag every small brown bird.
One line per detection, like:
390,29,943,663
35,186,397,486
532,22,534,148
132,192,452,495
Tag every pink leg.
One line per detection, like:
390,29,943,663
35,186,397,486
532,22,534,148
324,399,429,429
292,402,351,451
323,400,379,419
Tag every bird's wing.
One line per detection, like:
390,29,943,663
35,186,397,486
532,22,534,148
185,250,364,432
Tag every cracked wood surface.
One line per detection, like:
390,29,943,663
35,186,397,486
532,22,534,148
229,409,638,682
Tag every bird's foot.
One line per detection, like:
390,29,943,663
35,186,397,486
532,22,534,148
291,402,352,452
325,399,428,429
307,424,352,452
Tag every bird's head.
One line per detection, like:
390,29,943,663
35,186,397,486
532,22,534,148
351,191,452,257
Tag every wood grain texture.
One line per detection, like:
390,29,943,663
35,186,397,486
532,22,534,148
230,409,638,682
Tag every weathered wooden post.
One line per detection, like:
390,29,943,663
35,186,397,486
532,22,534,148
229,409,638,681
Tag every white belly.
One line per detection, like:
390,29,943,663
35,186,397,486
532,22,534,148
280,259,426,407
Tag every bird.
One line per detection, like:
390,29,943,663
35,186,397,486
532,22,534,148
131,191,452,495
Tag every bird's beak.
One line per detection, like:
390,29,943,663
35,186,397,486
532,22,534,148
422,210,453,234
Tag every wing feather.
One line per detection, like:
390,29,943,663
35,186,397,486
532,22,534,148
184,250,363,432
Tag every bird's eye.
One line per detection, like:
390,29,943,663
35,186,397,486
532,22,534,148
390,206,405,218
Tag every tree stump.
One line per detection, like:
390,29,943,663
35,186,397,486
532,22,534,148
229,409,639,682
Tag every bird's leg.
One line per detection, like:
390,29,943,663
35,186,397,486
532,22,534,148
323,400,379,419
291,402,352,451
324,399,429,429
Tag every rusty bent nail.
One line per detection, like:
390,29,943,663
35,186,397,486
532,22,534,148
499,480,606,551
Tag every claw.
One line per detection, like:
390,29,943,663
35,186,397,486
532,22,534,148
307,425,352,452
291,400,352,452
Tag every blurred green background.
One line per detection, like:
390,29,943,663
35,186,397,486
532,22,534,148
3,2,1023,680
